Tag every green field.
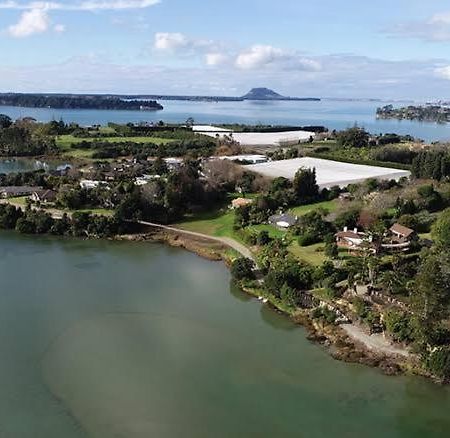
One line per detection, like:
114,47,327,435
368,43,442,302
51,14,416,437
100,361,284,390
56,135,174,149
54,134,175,159
176,209,239,240
289,199,339,216
72,208,114,217
288,242,326,266
246,224,286,239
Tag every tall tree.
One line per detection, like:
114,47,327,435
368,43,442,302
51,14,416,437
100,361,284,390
293,167,319,203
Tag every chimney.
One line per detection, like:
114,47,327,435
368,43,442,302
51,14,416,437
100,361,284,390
354,228,358,234
344,226,348,232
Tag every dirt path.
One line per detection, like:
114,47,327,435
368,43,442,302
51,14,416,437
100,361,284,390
342,324,409,358
137,220,256,262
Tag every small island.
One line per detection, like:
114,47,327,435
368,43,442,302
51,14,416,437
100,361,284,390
0,93,164,111
377,104,450,123
124,87,321,102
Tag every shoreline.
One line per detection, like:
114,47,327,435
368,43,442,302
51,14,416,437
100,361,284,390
120,228,433,382
0,222,437,382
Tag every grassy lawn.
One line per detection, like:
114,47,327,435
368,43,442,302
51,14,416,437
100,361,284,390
9,196,29,206
289,199,339,216
55,135,174,149
246,223,286,239
175,208,240,240
72,208,114,217
288,242,326,266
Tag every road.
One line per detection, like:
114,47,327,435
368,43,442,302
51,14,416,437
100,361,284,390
342,324,409,358
137,220,256,262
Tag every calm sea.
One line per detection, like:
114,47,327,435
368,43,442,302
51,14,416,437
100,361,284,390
1,99,449,143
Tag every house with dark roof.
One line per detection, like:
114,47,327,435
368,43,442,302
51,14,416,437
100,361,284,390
268,213,298,229
0,186,42,199
30,189,58,204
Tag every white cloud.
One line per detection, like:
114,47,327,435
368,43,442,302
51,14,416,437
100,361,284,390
234,44,321,72
8,8,50,37
154,32,190,51
0,0,161,10
3,0,160,37
0,55,449,100
235,45,284,69
430,12,450,25
205,52,228,66
436,66,450,80
153,32,217,55
388,10,450,41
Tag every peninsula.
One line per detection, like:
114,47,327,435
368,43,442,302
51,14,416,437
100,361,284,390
0,93,164,111
377,104,450,123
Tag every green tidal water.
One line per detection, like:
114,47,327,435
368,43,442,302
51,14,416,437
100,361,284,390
1,231,450,438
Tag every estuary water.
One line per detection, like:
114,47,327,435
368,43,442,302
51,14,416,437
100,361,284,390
0,231,450,437
1,99,450,143
0,158,71,175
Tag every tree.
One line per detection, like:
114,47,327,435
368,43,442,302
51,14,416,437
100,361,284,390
324,235,339,259
293,167,319,203
336,126,370,148
384,309,415,343
432,208,450,248
412,251,450,343
427,347,450,380
0,114,12,129
231,257,255,280
256,230,271,246
280,283,296,307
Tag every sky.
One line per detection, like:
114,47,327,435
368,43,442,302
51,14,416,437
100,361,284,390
0,0,450,99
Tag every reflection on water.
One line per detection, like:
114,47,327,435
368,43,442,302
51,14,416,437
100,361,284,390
0,231,450,437
0,158,72,175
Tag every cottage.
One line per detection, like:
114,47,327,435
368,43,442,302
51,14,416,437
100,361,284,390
389,223,415,241
269,213,298,229
0,186,42,199
336,223,415,255
336,227,367,249
30,189,58,204
231,197,253,209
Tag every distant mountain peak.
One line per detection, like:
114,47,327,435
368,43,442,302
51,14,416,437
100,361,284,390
242,88,285,100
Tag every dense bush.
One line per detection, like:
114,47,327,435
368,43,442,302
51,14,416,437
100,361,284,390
384,309,415,343
231,258,255,281
427,347,450,380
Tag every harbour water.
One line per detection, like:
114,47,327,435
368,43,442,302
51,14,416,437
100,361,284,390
1,99,450,143
0,231,450,437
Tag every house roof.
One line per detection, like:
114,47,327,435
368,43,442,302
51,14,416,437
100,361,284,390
33,189,57,202
269,213,297,226
336,231,362,239
390,223,414,238
232,197,253,207
0,186,42,195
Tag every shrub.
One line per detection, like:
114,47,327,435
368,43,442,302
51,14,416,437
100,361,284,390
231,257,255,281
384,309,415,343
298,232,320,247
427,347,450,380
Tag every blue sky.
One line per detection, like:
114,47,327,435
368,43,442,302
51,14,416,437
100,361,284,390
0,0,450,99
